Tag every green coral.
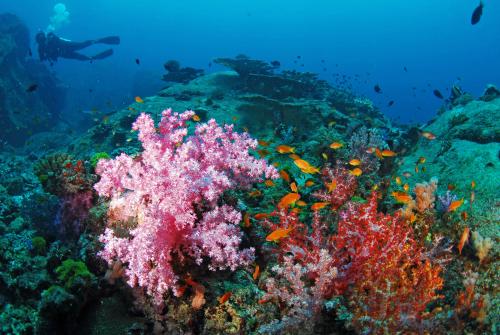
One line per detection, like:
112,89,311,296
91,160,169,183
90,152,110,168
31,236,46,255
55,259,95,289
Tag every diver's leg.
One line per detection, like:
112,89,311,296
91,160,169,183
66,40,94,52
64,51,91,61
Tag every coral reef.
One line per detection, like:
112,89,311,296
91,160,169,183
0,13,65,146
95,109,277,303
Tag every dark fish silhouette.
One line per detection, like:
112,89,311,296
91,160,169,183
388,100,394,106
471,1,483,25
26,84,38,92
297,55,301,59
374,84,382,93
433,89,444,99
270,60,280,67
403,66,408,72
135,58,140,65
208,62,212,67
28,48,32,57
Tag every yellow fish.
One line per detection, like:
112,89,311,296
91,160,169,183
403,183,409,192
192,114,201,122
381,149,397,157
266,227,294,242
135,96,144,103
392,191,412,204
290,182,298,193
395,176,402,185
329,142,343,150
349,158,361,166
448,199,464,212
350,168,362,177
305,180,315,187
278,193,301,209
276,145,295,154
311,202,329,211
294,159,319,174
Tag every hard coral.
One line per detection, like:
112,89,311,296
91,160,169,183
94,109,277,303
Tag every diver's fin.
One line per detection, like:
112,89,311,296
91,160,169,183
96,36,120,45
91,49,114,60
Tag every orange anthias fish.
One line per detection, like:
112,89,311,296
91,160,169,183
253,265,260,281
395,176,402,185
402,171,412,178
276,145,295,154
290,182,298,193
243,213,250,227
403,183,410,192
448,184,456,191
296,200,307,207
257,149,270,157
135,96,144,103
326,179,337,192
289,154,301,160
279,170,290,182
218,292,232,304
248,189,262,197
266,227,294,242
374,148,384,160
471,180,476,189
418,156,426,164
448,198,464,212
305,180,315,187
311,202,329,211
381,149,397,157
278,193,301,209
329,142,343,150
461,211,468,221
349,158,361,166
421,131,436,140
258,140,270,147
294,159,319,174
264,179,275,187
392,191,412,204
366,147,376,154
254,213,270,220
457,227,470,255
192,114,201,122
350,168,363,177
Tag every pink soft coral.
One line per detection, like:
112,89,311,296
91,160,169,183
94,109,277,303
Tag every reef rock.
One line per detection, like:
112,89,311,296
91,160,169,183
397,95,499,240
0,13,65,146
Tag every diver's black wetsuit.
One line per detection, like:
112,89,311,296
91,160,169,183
36,32,120,62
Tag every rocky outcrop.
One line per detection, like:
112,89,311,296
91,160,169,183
0,13,65,146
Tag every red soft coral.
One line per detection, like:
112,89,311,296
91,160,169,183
333,193,444,334
313,165,357,210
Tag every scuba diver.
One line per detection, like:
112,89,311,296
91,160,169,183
35,32,120,63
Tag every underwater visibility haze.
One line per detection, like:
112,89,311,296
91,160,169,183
0,1,499,334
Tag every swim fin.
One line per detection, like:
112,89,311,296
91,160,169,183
96,36,120,45
91,48,114,60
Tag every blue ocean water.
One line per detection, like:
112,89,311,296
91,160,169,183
3,0,500,123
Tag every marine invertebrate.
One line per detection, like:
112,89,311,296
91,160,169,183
333,193,444,334
312,165,357,210
347,126,387,174
55,259,95,289
414,177,438,213
472,231,493,263
95,109,277,303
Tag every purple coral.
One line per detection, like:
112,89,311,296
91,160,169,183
437,190,457,212
348,126,387,174
94,109,277,303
